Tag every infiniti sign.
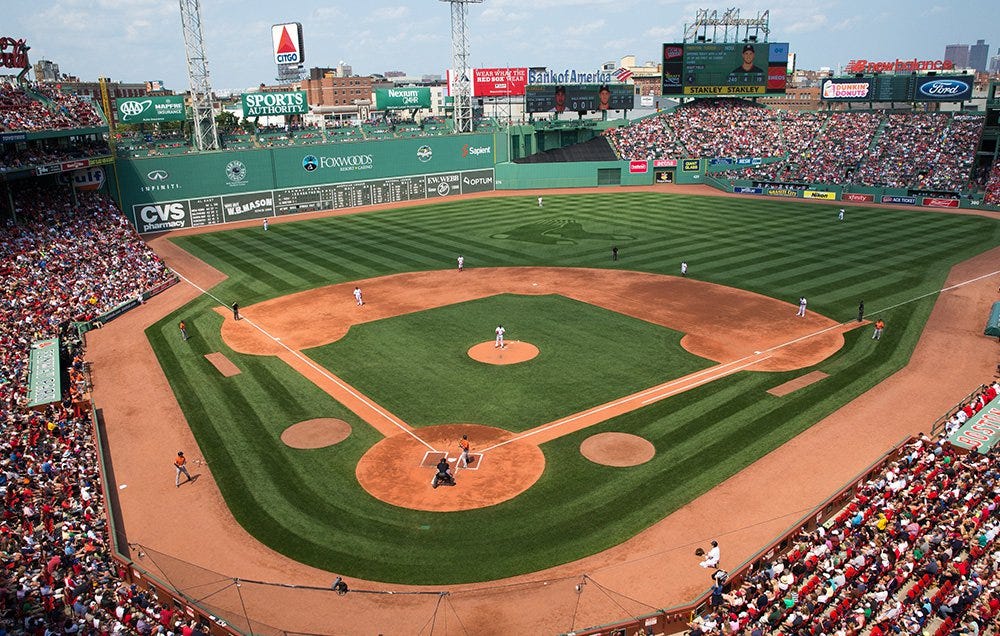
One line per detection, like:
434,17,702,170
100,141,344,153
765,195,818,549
147,170,169,181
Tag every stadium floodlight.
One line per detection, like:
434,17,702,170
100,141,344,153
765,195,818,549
179,0,220,151
440,0,484,134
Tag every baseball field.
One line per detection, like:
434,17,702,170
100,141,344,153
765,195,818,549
127,189,1000,593
79,185,1000,634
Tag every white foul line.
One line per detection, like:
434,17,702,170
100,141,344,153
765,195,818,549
171,271,436,452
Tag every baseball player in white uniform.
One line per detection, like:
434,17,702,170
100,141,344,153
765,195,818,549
495,324,506,348
796,296,807,317
680,261,688,276
353,287,364,306
537,196,543,207
838,209,845,221
457,255,464,272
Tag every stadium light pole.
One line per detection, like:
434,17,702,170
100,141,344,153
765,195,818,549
179,0,220,151
441,0,483,134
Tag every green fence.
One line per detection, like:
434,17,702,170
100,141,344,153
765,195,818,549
496,160,652,189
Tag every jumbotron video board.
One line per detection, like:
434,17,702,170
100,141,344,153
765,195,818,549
524,83,632,113
662,42,789,96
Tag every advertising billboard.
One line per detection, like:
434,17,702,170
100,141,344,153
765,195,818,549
524,83,632,113
271,23,304,66
472,67,528,97
662,42,788,96
374,87,431,110
913,76,973,102
115,96,186,123
242,91,309,116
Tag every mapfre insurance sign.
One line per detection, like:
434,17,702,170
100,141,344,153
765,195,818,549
271,23,303,65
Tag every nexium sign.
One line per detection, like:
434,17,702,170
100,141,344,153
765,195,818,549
241,90,309,117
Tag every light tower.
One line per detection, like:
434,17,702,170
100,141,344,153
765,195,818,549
179,0,220,151
441,0,483,134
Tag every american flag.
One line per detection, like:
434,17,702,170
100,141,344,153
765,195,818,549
614,67,634,82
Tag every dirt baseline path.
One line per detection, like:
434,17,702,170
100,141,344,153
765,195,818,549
86,188,1000,636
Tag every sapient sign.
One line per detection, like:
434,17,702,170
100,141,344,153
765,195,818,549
242,91,308,117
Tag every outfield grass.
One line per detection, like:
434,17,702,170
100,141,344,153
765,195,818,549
146,192,1000,583
305,294,714,430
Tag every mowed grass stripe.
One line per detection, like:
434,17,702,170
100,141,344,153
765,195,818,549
156,192,1000,583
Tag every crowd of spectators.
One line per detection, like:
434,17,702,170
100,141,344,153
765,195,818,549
0,139,110,173
0,84,102,132
688,381,1000,636
603,99,784,161
0,186,191,632
852,113,983,192
605,100,986,194
984,163,1000,206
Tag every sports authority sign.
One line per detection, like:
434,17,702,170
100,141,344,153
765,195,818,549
242,91,308,116
271,23,304,66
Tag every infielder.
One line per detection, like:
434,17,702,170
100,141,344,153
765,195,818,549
353,287,364,306
796,297,807,317
495,324,506,348
174,451,192,487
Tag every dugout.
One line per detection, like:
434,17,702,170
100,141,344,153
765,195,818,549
986,301,1000,337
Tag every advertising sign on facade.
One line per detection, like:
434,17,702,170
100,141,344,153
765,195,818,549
0,37,29,70
472,68,528,97
375,88,432,110
881,195,916,205
804,190,836,200
242,91,309,116
629,160,648,173
842,193,874,203
115,96,186,123
913,76,972,102
922,197,961,208
271,23,304,66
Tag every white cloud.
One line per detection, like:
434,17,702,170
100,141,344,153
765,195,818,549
368,6,410,21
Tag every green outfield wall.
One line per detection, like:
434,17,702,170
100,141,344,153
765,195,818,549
496,160,653,188
115,135,499,233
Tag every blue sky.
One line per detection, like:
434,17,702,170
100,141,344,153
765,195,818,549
7,0,998,92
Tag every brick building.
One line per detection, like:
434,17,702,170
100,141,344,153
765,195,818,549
301,76,374,110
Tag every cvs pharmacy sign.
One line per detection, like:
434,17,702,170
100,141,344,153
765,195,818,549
134,201,189,233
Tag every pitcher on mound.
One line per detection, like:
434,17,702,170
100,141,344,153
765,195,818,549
495,324,506,349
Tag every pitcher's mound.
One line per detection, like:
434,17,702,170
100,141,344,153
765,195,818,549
580,432,656,467
467,341,539,365
281,418,352,449
357,424,545,512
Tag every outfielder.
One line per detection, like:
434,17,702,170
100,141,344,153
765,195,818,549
495,324,506,348
457,255,464,272
796,296,807,317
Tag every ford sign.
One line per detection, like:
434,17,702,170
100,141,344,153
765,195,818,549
917,78,970,100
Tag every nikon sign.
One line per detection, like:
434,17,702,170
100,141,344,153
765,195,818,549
242,91,309,117
374,87,431,110
115,96,186,123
